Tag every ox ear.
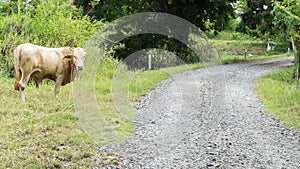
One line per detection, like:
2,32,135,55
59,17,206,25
64,54,73,59
63,54,77,64
62,47,74,56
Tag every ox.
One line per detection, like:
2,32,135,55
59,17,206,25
14,43,86,101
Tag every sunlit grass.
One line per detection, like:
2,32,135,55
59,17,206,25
220,52,291,64
0,75,95,168
256,67,300,129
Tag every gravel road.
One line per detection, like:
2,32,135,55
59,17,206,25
94,56,300,168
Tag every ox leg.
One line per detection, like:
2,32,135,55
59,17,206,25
33,78,41,88
55,75,64,97
19,87,25,102
14,69,21,91
18,72,31,102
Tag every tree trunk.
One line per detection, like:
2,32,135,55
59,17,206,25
293,39,300,87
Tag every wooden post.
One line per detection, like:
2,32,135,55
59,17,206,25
292,37,300,89
148,53,152,70
243,49,247,59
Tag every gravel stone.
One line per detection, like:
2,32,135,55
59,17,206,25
94,56,300,169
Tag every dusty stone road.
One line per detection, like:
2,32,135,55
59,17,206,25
95,56,300,169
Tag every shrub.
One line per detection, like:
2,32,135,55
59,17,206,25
0,0,102,74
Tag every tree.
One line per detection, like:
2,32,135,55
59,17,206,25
272,0,300,85
237,0,275,36
75,0,236,31
74,0,237,63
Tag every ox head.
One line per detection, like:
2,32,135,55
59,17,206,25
73,48,86,70
63,47,86,71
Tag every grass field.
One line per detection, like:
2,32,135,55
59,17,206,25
0,37,296,167
0,75,95,168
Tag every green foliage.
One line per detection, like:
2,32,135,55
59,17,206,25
263,66,296,84
76,0,237,64
96,56,120,80
0,0,102,73
272,0,300,81
257,67,300,129
272,0,300,40
78,0,237,31
237,0,274,36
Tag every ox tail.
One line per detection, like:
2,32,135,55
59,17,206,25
14,46,21,91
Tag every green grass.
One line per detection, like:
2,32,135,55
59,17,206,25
220,52,291,64
0,75,95,168
129,70,170,100
256,67,300,129
0,37,292,167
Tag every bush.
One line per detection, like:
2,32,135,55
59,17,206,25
0,0,102,74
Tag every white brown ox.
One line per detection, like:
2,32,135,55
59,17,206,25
14,43,86,101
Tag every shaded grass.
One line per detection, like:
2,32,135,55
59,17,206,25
256,67,300,129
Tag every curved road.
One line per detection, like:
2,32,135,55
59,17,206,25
95,57,300,168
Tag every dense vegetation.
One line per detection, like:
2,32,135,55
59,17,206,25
0,0,101,75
